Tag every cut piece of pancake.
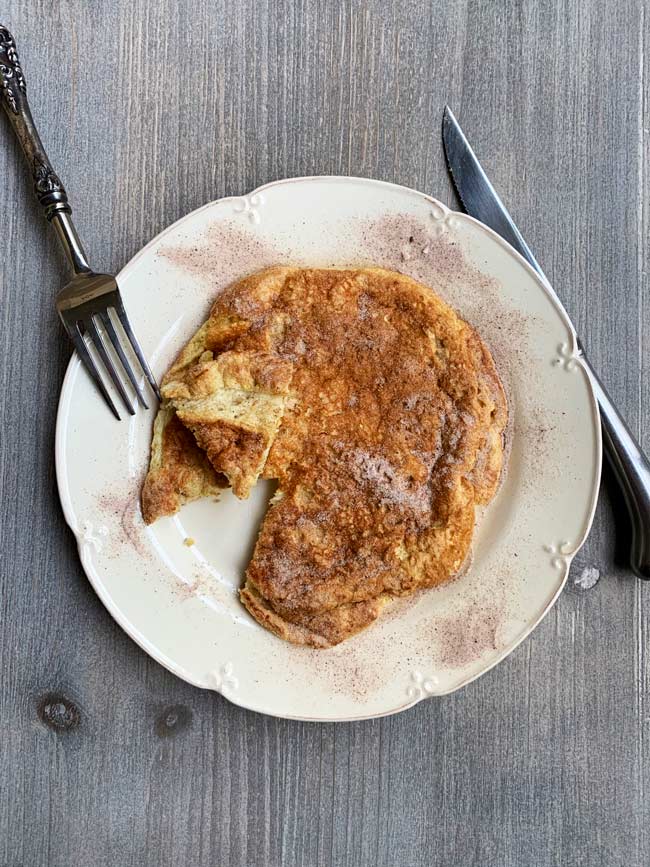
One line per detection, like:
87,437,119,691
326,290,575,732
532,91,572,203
162,347,293,500
142,266,508,647
141,406,226,525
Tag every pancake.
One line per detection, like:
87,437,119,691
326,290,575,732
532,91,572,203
142,266,507,647
161,348,293,498
141,407,226,524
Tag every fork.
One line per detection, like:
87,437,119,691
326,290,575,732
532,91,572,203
0,26,159,419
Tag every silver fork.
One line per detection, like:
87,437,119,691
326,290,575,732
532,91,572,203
0,26,159,419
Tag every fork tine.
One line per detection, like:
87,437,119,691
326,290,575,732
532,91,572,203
99,310,149,409
113,298,161,400
67,321,121,420
86,317,136,416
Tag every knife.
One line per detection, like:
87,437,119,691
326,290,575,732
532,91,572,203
442,105,650,579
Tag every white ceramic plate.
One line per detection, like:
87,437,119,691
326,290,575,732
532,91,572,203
56,177,601,721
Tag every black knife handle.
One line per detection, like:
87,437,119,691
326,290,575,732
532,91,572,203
0,25,71,220
580,348,650,579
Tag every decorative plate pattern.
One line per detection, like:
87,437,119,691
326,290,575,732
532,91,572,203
232,192,265,224
55,177,601,721
208,663,239,697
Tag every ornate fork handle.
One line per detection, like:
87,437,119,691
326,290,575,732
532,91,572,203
0,25,89,273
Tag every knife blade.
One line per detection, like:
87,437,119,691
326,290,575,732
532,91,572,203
442,107,547,276
441,105,650,580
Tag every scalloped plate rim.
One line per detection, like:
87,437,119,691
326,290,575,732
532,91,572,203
55,175,602,721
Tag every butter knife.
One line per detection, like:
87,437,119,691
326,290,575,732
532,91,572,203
442,105,650,579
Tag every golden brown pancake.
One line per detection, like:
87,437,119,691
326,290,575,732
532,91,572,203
142,266,507,647
141,407,226,524
161,348,293,498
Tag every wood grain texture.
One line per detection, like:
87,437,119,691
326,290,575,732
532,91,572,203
0,1,648,864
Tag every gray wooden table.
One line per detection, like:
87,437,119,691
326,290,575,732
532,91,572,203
1,1,648,865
